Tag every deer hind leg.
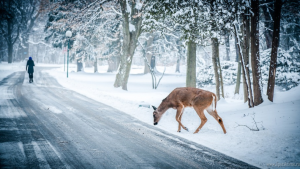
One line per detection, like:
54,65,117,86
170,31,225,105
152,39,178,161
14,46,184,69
193,107,207,134
206,108,227,134
176,107,188,132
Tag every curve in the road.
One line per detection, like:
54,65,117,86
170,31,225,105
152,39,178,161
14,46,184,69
0,68,259,169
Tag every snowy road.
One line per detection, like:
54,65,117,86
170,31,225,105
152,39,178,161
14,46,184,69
0,67,258,169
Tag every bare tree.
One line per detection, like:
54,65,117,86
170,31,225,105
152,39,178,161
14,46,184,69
0,0,23,63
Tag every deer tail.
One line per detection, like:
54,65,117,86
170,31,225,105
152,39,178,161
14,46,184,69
212,94,217,111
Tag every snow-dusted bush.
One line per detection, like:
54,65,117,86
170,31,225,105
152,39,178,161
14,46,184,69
197,59,238,87
260,48,300,90
196,47,300,90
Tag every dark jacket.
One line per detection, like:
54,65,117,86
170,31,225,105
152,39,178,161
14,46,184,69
26,60,35,73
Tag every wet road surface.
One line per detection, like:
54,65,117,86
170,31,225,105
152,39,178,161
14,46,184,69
0,67,259,169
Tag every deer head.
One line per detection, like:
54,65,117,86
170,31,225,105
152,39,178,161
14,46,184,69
152,106,161,125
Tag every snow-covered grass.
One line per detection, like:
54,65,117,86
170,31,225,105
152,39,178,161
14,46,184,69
1,62,300,168
41,63,300,168
0,62,25,80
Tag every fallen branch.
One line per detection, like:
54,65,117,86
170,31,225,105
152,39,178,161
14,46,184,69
235,113,264,131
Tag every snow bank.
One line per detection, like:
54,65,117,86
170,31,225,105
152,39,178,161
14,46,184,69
0,62,25,81
34,64,300,168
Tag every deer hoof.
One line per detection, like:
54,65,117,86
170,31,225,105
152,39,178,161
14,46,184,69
185,127,189,132
193,130,199,134
177,130,181,132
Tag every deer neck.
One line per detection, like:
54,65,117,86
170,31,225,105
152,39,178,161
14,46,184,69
157,101,171,115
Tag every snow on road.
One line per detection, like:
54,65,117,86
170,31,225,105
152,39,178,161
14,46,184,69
1,62,300,168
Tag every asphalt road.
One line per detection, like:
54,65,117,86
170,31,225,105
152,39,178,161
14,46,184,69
0,67,259,169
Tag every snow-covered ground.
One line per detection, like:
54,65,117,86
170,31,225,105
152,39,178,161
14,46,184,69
0,62,25,80
1,62,300,168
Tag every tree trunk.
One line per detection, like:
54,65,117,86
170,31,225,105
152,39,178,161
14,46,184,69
234,35,242,94
251,0,263,106
212,38,221,100
13,44,18,62
107,56,120,72
175,52,180,73
267,0,282,102
150,55,156,70
243,71,248,102
242,12,254,106
176,40,182,73
36,44,40,63
77,58,83,72
239,15,249,103
234,23,254,107
262,0,274,49
114,3,131,89
122,43,137,90
7,19,13,63
225,31,230,61
0,37,3,62
94,58,98,73
0,41,2,63
7,43,13,63
217,52,225,99
186,40,197,88
144,34,154,74
235,59,242,94
114,1,143,90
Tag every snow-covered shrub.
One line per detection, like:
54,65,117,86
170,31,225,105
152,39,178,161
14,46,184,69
197,59,238,87
196,47,300,90
196,58,213,86
260,47,300,90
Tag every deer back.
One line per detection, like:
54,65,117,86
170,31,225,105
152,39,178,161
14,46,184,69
162,87,214,109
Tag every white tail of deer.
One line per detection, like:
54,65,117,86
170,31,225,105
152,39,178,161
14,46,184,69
152,87,227,134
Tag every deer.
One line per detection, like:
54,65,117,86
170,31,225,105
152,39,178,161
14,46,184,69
152,87,227,134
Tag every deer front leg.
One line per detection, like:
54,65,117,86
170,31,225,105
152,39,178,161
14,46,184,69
177,109,185,132
193,108,207,134
176,107,188,132
206,109,227,134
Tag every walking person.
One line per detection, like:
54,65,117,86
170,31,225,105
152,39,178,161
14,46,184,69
26,57,35,83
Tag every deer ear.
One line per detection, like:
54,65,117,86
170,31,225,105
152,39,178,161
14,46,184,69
152,106,157,111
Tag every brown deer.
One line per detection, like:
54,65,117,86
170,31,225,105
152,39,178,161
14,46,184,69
152,87,227,134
